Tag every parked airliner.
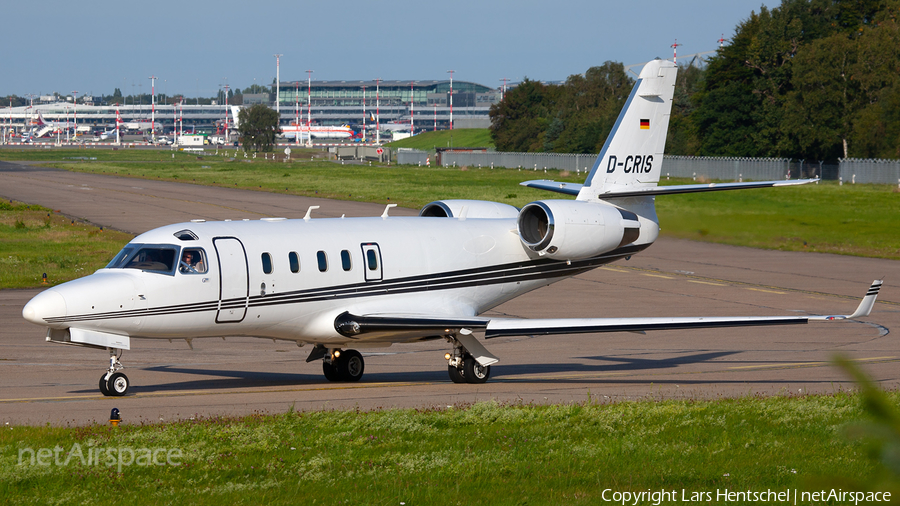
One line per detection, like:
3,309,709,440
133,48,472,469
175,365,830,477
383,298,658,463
22,59,882,396
98,106,123,141
279,123,355,140
35,112,73,137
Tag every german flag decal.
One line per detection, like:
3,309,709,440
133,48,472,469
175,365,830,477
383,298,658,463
640,119,650,129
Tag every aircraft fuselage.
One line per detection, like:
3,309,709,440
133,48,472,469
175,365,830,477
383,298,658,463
24,212,647,348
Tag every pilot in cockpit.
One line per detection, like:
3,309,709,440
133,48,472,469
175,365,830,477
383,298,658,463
179,250,205,274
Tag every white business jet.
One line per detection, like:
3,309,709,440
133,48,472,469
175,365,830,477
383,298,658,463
22,59,882,396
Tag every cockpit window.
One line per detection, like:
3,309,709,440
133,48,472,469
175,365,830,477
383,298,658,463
179,248,208,274
106,244,179,274
106,246,136,269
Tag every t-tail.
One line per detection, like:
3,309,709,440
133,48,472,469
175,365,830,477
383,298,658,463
578,58,678,199
517,58,819,256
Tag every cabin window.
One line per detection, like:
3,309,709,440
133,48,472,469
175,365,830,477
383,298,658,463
261,252,273,274
317,251,328,272
179,248,208,274
341,250,352,271
289,252,300,273
366,249,378,271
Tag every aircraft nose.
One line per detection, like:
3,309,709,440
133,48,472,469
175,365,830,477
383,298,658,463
22,290,67,326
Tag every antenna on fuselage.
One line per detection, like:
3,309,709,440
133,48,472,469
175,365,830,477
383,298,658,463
304,206,320,221
381,204,397,219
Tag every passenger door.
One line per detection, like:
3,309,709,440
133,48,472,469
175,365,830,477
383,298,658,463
214,237,249,323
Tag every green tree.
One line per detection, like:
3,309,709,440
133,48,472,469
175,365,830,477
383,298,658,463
489,78,559,152
552,62,632,154
242,84,270,95
665,63,704,155
852,82,900,159
781,15,900,160
489,62,628,154
693,4,805,156
693,0,900,160
780,33,858,160
238,104,280,152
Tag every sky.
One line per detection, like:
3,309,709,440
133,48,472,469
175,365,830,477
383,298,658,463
0,0,770,98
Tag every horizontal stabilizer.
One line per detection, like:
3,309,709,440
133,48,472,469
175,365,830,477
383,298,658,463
520,180,583,196
521,178,818,198
591,178,818,198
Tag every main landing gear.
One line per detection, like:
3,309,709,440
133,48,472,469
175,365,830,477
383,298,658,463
446,344,491,384
322,349,365,382
99,349,130,396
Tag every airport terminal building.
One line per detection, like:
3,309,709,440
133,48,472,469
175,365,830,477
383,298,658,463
271,79,498,130
1,79,500,139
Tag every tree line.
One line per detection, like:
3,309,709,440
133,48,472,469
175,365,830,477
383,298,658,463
489,0,900,161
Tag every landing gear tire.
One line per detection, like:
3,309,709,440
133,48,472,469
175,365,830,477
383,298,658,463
337,350,364,382
323,361,340,381
463,355,490,384
323,350,365,382
99,374,111,396
448,365,466,383
106,372,130,396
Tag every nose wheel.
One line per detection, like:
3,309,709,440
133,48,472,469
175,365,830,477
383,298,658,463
99,350,129,396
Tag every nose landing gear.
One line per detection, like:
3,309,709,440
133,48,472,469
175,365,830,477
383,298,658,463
99,349,129,396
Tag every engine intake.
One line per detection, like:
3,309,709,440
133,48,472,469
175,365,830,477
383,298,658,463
517,200,641,260
420,200,520,219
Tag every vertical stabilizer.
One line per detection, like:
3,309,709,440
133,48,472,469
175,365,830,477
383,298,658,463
577,59,677,201
231,105,242,128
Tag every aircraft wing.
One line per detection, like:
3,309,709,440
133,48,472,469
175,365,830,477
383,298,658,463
520,178,818,198
519,180,583,196
337,279,881,342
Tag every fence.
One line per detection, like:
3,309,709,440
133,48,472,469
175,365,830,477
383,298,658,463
661,156,791,181
441,151,595,173
839,159,900,185
438,152,793,180
334,146,392,163
396,148,429,166
399,150,899,184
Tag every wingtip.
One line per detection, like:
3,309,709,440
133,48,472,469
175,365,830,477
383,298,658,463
849,279,883,319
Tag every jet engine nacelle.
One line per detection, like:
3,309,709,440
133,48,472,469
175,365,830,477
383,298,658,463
420,200,520,219
517,200,641,260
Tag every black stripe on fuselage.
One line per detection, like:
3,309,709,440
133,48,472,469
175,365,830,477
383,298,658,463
44,244,649,324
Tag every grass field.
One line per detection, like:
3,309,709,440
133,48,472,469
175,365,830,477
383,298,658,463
655,182,900,259
385,128,494,150
0,200,134,289
2,391,898,505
